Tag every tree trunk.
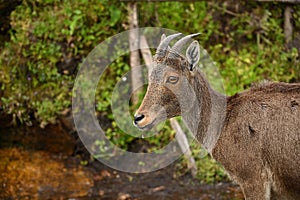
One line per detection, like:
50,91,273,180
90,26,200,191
284,6,293,44
140,35,153,75
128,2,142,105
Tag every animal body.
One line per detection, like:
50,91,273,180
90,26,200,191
133,33,300,199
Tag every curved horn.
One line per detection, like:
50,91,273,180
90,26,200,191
171,33,200,53
156,33,182,54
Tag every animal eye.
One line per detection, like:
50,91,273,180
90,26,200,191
166,76,179,84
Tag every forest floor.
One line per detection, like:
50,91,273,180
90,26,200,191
0,118,243,200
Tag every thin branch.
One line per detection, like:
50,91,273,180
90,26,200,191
170,118,197,177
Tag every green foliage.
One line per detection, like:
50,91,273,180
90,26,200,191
174,140,228,184
139,1,299,96
214,3,299,95
0,0,299,184
139,2,218,42
195,155,228,184
0,0,125,125
178,121,228,183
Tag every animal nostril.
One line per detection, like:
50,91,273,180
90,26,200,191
134,114,145,124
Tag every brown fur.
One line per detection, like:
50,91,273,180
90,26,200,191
213,81,300,199
134,36,300,199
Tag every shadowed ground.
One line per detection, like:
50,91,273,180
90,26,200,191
0,120,243,200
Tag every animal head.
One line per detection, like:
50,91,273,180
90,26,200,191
133,33,201,131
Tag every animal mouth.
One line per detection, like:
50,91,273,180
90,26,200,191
134,119,157,131
133,109,167,131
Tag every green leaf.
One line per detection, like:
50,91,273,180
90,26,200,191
109,6,121,26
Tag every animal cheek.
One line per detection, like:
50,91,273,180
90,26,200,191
160,89,181,117
165,103,181,118
160,87,177,103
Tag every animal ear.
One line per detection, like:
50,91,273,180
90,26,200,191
186,41,200,71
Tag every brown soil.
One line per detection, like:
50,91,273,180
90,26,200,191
0,122,243,200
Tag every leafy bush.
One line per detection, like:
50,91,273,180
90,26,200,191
0,0,125,126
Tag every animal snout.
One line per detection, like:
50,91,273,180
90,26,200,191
133,114,145,125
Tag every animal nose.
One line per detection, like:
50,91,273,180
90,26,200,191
134,114,145,125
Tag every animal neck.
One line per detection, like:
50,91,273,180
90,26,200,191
183,70,226,153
